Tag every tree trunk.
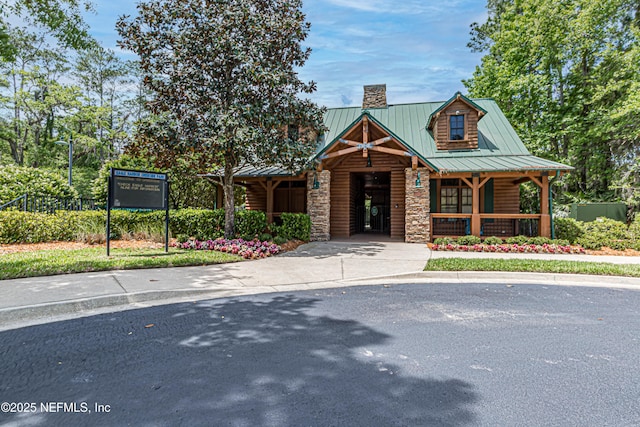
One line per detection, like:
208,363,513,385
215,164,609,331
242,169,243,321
223,159,235,239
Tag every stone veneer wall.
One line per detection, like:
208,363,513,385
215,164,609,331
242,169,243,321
404,168,430,243
307,170,331,241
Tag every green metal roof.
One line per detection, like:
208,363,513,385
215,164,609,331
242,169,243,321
319,98,573,173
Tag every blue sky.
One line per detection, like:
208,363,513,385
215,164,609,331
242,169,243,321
84,0,487,108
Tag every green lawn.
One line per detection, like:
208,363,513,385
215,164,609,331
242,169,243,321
0,247,241,280
425,258,640,278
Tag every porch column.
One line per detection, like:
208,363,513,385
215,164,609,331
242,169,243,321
307,170,331,241
540,175,551,238
266,180,274,223
471,175,481,237
404,167,430,243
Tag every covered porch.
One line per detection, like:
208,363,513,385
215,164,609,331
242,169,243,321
429,170,561,240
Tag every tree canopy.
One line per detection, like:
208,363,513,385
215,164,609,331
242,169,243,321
117,0,325,237
0,0,95,60
465,0,640,214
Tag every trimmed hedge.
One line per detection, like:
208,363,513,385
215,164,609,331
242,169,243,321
275,213,311,241
236,210,268,239
0,209,272,244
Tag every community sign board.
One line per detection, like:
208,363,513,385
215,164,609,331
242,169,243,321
107,168,169,255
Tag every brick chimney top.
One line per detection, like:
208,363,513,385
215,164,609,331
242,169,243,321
362,84,387,109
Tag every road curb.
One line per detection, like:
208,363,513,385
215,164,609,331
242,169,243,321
0,289,248,330
2,272,639,331
344,271,640,287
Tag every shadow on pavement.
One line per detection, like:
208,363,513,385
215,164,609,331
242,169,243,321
0,295,478,426
278,241,387,259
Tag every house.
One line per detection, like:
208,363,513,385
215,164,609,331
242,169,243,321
235,85,572,243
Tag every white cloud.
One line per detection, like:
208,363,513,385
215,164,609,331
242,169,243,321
325,0,455,15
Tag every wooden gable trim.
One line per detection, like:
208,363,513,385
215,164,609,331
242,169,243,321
319,114,434,171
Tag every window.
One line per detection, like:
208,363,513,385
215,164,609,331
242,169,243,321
449,115,465,140
461,187,472,213
440,188,458,213
440,180,473,213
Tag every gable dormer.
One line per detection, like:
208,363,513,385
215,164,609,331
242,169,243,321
427,92,487,151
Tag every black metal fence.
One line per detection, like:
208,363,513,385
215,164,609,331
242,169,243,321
0,194,99,213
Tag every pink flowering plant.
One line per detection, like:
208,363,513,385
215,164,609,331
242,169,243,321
173,238,281,259
430,242,585,254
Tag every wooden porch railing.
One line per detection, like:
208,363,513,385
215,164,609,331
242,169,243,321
431,214,472,237
431,213,542,239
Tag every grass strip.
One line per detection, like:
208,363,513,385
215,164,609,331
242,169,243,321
425,258,640,278
0,248,241,280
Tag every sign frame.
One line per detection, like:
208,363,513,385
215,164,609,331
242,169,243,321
106,168,170,256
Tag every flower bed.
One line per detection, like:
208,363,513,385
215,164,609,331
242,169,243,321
173,238,281,259
430,243,585,254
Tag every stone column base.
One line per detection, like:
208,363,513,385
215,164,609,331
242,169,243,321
405,168,430,243
307,170,331,241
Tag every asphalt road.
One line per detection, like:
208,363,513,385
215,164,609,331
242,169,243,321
1,283,639,426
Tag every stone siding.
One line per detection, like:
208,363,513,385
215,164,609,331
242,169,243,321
404,168,430,243
307,170,331,241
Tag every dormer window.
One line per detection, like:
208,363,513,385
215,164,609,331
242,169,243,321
428,92,487,151
449,115,465,141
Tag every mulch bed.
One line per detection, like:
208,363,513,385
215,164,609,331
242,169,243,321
586,247,640,256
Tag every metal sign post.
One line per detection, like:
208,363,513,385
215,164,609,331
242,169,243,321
106,168,169,256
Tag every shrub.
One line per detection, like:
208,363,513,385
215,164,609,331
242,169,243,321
235,210,267,239
577,217,628,250
175,234,191,243
505,235,529,245
433,237,455,245
273,235,287,245
528,237,554,246
277,213,311,241
260,233,273,241
483,236,503,245
0,165,78,205
457,235,481,245
554,217,584,244
0,211,79,243
170,208,224,240
630,214,640,240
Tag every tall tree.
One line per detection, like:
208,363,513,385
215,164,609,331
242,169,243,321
74,46,134,159
117,0,325,238
465,0,640,212
0,28,79,166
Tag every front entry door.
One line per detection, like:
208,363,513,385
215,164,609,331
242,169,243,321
354,172,390,234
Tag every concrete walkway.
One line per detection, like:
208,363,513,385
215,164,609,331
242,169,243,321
1,239,640,331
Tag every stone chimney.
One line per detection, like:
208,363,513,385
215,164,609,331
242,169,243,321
362,84,387,109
